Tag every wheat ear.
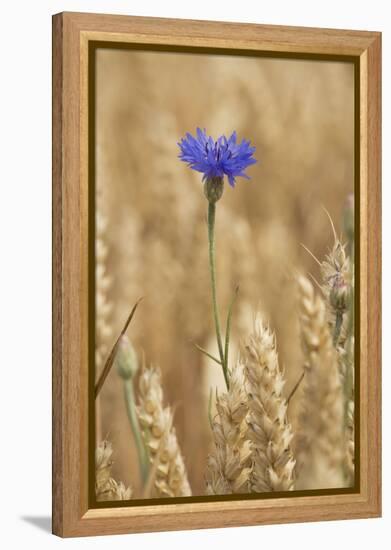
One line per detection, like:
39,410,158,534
243,315,295,492
296,276,345,489
95,207,113,375
206,360,252,494
137,366,191,497
95,202,113,444
95,440,132,501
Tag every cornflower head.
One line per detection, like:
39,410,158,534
178,128,257,202
178,128,257,391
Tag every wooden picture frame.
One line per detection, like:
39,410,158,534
52,11,381,537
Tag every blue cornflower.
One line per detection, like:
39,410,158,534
178,128,257,187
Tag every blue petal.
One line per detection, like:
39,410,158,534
178,128,257,187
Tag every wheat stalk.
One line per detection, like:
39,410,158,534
296,275,345,489
243,315,295,492
206,360,252,494
95,440,132,501
137,366,191,497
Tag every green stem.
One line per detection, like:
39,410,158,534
343,280,355,437
343,335,354,415
333,311,343,347
207,388,214,429
207,201,229,389
124,379,149,484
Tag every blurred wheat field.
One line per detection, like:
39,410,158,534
94,47,355,497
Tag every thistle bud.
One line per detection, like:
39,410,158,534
204,177,224,203
115,335,138,380
329,274,350,313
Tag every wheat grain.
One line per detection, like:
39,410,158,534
243,315,296,492
206,360,252,494
296,276,345,489
137,366,191,497
95,440,132,501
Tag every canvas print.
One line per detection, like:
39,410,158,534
93,47,356,502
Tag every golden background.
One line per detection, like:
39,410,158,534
95,48,354,496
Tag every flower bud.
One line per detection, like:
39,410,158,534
329,274,350,313
204,177,224,203
115,335,138,380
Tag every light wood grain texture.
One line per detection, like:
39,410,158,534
52,12,381,538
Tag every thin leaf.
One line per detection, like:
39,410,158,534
95,297,143,398
193,343,222,365
287,370,305,405
224,285,239,374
